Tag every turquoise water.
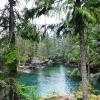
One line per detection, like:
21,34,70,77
17,64,80,96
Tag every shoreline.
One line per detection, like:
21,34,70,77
40,94,76,100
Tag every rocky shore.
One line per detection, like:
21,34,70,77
44,94,76,100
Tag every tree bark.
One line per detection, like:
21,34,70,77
75,0,88,100
79,30,88,100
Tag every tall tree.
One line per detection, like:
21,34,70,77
75,0,88,99
8,0,17,76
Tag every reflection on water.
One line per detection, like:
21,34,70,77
17,64,80,96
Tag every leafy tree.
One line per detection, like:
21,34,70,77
0,0,40,76
38,0,99,100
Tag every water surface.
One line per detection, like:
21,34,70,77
17,64,80,96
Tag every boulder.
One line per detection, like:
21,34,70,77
0,79,19,100
0,80,9,100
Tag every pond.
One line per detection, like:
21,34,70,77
17,64,80,97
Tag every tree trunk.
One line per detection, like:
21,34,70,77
75,0,88,100
8,0,17,76
79,30,88,100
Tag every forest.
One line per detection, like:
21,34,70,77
0,0,100,100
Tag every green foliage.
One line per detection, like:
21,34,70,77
68,0,74,3
0,0,100,99
0,15,8,30
17,21,40,42
19,56,28,62
4,78,39,100
86,0,100,8
2,46,18,76
24,0,54,19
19,85,39,100
90,73,100,82
65,67,81,78
82,8,96,23
70,68,81,77
75,7,96,23
74,82,93,99
4,48,18,65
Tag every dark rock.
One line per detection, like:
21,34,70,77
0,79,19,100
